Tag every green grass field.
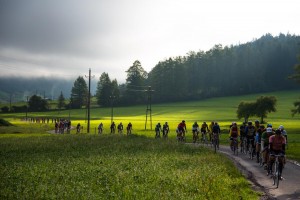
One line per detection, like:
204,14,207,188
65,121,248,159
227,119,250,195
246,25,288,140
1,90,299,199
0,134,259,199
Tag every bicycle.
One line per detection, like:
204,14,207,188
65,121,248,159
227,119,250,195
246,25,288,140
127,128,132,135
177,130,185,142
231,137,239,156
201,132,209,146
192,130,199,143
162,129,168,139
155,130,161,138
212,132,219,153
118,128,123,134
247,139,255,160
270,153,285,188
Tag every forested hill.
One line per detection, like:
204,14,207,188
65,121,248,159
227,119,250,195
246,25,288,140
0,33,299,105
147,33,300,103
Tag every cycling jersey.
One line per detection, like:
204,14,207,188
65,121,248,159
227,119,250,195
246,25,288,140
269,135,286,151
229,126,239,138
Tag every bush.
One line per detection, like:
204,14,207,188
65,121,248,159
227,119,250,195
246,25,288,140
0,118,13,126
1,106,9,113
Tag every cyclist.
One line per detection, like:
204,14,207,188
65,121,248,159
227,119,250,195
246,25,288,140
212,122,221,149
98,122,103,134
117,122,123,134
229,122,239,151
239,122,247,152
245,121,256,156
162,122,169,137
178,120,187,137
76,123,81,134
208,121,215,144
155,122,162,138
192,122,199,142
110,121,116,134
201,122,209,142
55,121,59,133
261,125,274,169
268,129,286,178
278,125,287,147
127,122,132,135
254,120,260,132
255,125,265,163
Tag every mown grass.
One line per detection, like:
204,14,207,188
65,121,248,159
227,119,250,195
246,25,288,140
0,134,259,199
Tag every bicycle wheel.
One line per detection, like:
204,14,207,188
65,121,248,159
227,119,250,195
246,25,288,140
273,161,278,187
214,138,217,153
243,140,247,155
276,162,280,188
234,141,238,156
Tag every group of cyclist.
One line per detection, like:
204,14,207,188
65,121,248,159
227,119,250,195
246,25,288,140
154,120,221,148
154,122,170,138
98,121,133,135
229,120,287,179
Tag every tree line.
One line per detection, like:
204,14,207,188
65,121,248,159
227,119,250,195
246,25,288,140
92,33,300,107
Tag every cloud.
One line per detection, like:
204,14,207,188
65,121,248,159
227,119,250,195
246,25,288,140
0,0,299,82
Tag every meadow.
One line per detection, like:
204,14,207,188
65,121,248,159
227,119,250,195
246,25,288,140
0,90,299,199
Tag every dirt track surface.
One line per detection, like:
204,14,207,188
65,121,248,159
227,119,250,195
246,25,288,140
210,144,300,200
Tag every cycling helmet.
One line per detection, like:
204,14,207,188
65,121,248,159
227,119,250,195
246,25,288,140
248,121,252,125
279,125,284,130
267,124,272,127
275,129,281,134
266,127,273,133
255,120,259,123
182,120,185,123
165,122,168,124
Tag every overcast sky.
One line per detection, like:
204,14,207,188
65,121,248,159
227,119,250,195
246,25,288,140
0,0,299,83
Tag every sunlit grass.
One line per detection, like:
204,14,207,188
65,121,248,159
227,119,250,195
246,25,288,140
0,134,259,199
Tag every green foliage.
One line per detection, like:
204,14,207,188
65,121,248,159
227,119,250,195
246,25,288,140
237,96,277,123
0,134,259,199
148,34,299,103
1,106,9,113
236,102,256,122
291,98,300,117
28,95,49,112
71,76,88,109
0,118,13,126
96,73,113,107
57,91,65,110
124,60,148,105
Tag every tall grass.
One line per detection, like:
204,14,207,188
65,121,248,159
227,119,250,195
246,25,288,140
0,134,259,199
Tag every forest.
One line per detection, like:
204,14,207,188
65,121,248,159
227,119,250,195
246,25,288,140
147,33,299,103
0,33,299,107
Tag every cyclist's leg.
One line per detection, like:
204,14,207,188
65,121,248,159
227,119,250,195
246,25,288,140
278,155,284,176
268,154,275,175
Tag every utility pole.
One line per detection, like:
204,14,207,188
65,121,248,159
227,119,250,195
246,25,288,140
85,68,94,133
110,95,116,124
145,86,154,130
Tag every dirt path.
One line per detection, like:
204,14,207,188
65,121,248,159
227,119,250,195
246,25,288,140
214,144,300,200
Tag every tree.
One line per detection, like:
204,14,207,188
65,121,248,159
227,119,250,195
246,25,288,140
124,60,148,104
70,76,88,109
28,95,49,112
254,96,277,123
57,91,65,110
1,106,9,113
96,72,112,107
236,102,256,122
290,54,300,116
